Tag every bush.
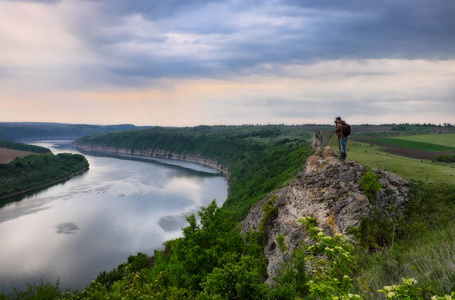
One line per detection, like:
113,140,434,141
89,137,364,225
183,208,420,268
435,154,455,163
359,168,382,203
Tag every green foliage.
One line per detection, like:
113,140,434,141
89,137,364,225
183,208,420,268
377,278,423,299
145,200,268,296
5,280,64,300
258,195,278,244
300,216,359,299
272,245,308,299
95,252,151,289
355,182,455,298
435,154,455,163
0,153,89,197
359,168,382,203
276,234,287,253
201,255,268,299
349,210,400,250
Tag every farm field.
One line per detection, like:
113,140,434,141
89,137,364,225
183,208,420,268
387,133,455,147
351,134,455,160
0,148,34,164
367,136,455,152
326,136,455,184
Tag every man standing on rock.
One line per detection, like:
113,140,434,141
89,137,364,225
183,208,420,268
334,116,349,160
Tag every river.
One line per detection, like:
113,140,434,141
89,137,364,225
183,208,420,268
0,140,228,293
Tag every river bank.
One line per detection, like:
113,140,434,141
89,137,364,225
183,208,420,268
0,166,89,200
72,143,230,179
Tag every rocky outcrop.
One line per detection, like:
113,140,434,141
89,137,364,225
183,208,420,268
72,143,229,178
312,131,333,148
242,147,409,282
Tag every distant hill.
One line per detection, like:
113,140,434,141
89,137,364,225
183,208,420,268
0,122,155,142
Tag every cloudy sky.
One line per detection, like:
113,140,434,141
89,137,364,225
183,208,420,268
0,0,454,126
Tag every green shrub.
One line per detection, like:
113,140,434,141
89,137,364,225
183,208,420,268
435,154,455,163
299,216,359,299
359,168,382,203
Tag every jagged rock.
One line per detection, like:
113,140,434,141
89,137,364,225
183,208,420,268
312,131,333,148
241,146,410,283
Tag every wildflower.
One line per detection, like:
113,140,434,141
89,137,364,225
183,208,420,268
387,292,395,298
343,275,350,280
317,231,324,236
445,295,452,300
403,278,417,285
431,297,438,300
348,294,354,298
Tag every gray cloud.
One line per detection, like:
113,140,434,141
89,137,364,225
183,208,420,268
1,0,453,126
70,0,454,81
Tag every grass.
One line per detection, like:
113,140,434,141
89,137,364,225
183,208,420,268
324,132,455,297
388,133,455,148
325,136,455,184
357,222,455,298
368,137,455,152
355,182,455,298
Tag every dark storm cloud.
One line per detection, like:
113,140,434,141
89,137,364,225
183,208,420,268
78,0,455,80
7,0,455,79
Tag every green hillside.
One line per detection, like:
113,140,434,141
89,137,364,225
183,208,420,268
0,152,89,198
75,125,314,220
0,140,51,153
2,126,455,299
0,122,154,141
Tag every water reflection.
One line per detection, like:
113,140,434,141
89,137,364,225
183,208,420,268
0,141,227,293
55,222,80,234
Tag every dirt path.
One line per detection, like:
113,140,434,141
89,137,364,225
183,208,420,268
0,148,34,164
352,137,455,160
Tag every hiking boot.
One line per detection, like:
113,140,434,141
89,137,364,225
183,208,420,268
342,153,347,160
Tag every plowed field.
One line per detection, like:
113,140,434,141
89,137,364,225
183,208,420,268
0,148,34,164
352,137,455,160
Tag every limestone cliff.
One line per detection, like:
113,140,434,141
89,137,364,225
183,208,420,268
72,143,229,178
242,147,409,282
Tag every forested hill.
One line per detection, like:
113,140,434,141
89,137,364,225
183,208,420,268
0,140,51,154
0,122,154,142
0,152,89,198
74,125,314,220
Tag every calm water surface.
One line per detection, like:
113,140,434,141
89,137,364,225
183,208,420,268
0,141,227,293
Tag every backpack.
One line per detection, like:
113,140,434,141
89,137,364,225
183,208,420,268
342,123,351,137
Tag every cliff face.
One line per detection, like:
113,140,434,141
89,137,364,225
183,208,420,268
242,147,410,282
72,143,229,178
